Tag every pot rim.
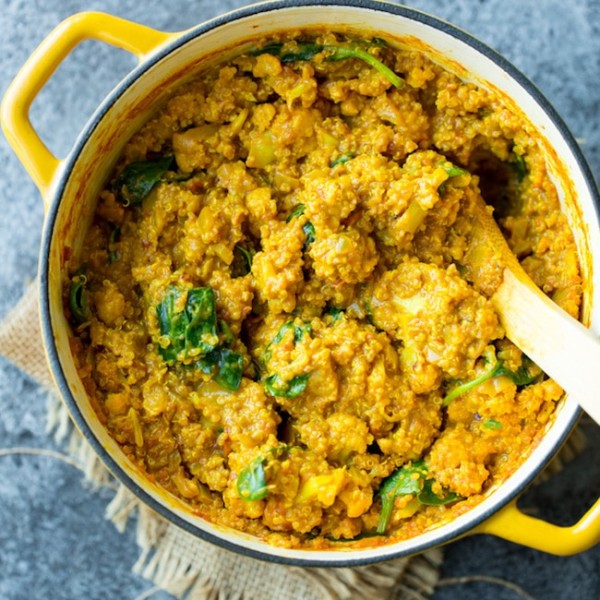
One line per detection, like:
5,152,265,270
39,0,596,566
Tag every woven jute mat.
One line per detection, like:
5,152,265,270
0,281,587,599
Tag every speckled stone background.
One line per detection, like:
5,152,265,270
1,1,599,599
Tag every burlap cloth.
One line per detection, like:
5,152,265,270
0,281,587,599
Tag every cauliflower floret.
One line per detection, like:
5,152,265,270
297,412,373,463
309,228,378,285
371,261,503,381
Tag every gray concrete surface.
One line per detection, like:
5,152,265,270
1,1,599,599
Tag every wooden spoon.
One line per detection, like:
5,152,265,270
461,192,600,425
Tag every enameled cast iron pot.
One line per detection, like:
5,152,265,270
3,0,600,566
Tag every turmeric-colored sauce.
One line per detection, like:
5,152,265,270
67,31,581,549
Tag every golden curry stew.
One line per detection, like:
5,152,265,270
67,32,580,548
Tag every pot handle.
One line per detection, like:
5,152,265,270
475,495,600,555
0,12,173,206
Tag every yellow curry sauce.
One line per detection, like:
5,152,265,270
67,32,582,549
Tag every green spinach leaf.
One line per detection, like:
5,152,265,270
237,456,268,501
377,462,426,534
285,203,315,248
255,41,403,89
377,461,459,533
329,153,355,168
274,321,311,345
263,320,311,364
108,226,121,264
280,42,324,63
418,479,461,506
156,286,187,363
286,204,306,223
483,418,503,430
233,244,256,276
212,347,244,391
510,152,528,183
250,42,284,57
184,287,218,356
69,274,91,324
495,359,539,386
325,45,403,89
324,306,344,321
156,286,218,363
264,373,310,398
116,155,174,206
218,319,234,347
303,222,316,248
438,162,468,194
441,163,468,178
443,357,540,406
156,286,243,391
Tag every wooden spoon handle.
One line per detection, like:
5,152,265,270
462,190,600,425
494,267,600,425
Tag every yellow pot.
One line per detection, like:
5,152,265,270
2,1,600,565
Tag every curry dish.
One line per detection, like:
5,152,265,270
67,31,582,548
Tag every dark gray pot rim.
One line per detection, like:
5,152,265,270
39,0,596,567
